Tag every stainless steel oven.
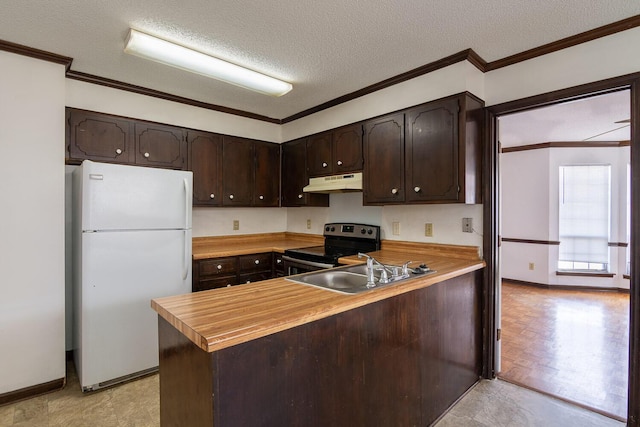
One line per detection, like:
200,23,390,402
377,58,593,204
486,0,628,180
283,223,381,275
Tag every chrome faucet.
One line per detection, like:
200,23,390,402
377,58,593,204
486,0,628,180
357,253,394,287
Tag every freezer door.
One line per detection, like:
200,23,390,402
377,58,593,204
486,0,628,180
78,160,192,231
77,229,191,389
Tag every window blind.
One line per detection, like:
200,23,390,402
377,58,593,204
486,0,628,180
558,165,611,267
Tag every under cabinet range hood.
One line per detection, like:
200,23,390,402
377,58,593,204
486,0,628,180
303,172,363,193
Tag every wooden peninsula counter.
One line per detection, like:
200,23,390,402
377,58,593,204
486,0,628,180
152,240,485,426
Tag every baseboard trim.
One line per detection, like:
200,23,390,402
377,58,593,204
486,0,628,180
0,377,65,406
503,278,630,293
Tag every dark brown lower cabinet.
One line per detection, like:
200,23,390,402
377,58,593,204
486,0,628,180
159,269,482,426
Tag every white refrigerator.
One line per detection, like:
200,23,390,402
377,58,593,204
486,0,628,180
72,160,192,391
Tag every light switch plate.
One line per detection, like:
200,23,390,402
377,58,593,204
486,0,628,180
233,220,239,230
425,223,433,237
306,219,311,229
392,221,400,235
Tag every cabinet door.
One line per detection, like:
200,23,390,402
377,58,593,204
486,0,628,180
333,123,363,173
254,141,280,207
406,98,460,203
134,122,186,169
67,109,134,164
307,131,333,176
281,139,329,207
281,138,308,206
188,130,223,206
222,136,254,206
363,113,405,204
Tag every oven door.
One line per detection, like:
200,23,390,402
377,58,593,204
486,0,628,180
282,255,334,276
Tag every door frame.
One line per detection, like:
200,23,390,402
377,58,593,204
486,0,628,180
483,72,640,425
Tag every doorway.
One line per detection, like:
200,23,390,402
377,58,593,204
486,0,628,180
484,75,640,426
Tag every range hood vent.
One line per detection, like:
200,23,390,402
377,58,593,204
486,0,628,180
303,172,363,193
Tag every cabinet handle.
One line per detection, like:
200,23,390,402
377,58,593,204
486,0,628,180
115,148,122,155
391,188,398,195
144,152,150,158
259,195,264,200
322,162,328,168
414,186,421,193
227,284,231,287
217,265,222,270
337,160,343,166
277,259,282,264
298,194,303,199
229,194,234,200
210,193,215,199
254,259,260,265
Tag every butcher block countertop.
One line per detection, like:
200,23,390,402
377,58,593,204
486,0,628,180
192,232,323,260
153,238,485,353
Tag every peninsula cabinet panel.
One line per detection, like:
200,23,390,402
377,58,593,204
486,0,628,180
187,130,223,206
253,141,280,207
158,270,482,426
363,113,405,205
222,136,254,206
406,93,483,204
134,122,186,169
66,108,134,164
281,138,329,207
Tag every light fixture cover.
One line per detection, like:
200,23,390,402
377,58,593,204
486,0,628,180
124,29,292,97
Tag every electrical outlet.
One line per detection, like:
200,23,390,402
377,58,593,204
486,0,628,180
425,223,433,237
529,262,535,270
233,220,239,230
306,219,311,229
462,218,473,233
392,221,400,235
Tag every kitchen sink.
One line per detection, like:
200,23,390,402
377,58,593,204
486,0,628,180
286,263,434,294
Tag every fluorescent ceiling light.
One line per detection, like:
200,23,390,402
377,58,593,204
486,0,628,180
124,29,292,97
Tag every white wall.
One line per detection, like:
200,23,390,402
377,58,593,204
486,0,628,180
0,51,66,393
485,26,640,107
501,146,630,289
65,80,282,143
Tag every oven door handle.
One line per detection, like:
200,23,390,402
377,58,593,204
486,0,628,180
281,255,335,269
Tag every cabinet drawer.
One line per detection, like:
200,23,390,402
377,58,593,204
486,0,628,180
199,257,238,277
239,272,272,284
273,253,284,273
194,275,239,292
239,253,273,273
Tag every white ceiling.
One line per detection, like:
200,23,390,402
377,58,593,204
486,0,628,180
499,90,631,147
1,1,639,120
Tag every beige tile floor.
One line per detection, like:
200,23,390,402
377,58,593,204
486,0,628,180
1,362,625,426
0,361,159,427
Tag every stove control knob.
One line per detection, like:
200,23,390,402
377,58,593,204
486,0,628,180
330,226,336,232
367,229,373,235
360,228,366,234
325,226,330,232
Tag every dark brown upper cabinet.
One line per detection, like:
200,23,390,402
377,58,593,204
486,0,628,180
254,141,280,207
66,109,134,164
363,113,405,205
405,93,482,204
222,136,254,206
134,122,187,170
363,92,482,205
188,130,223,206
281,138,329,207
306,123,363,177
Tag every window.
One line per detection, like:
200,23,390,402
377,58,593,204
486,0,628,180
558,165,611,272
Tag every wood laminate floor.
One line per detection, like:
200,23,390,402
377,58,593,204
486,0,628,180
499,281,630,421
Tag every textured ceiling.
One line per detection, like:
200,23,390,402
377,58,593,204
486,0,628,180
1,1,640,120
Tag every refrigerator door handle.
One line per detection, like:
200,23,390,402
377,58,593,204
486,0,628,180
183,230,189,281
183,178,190,230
